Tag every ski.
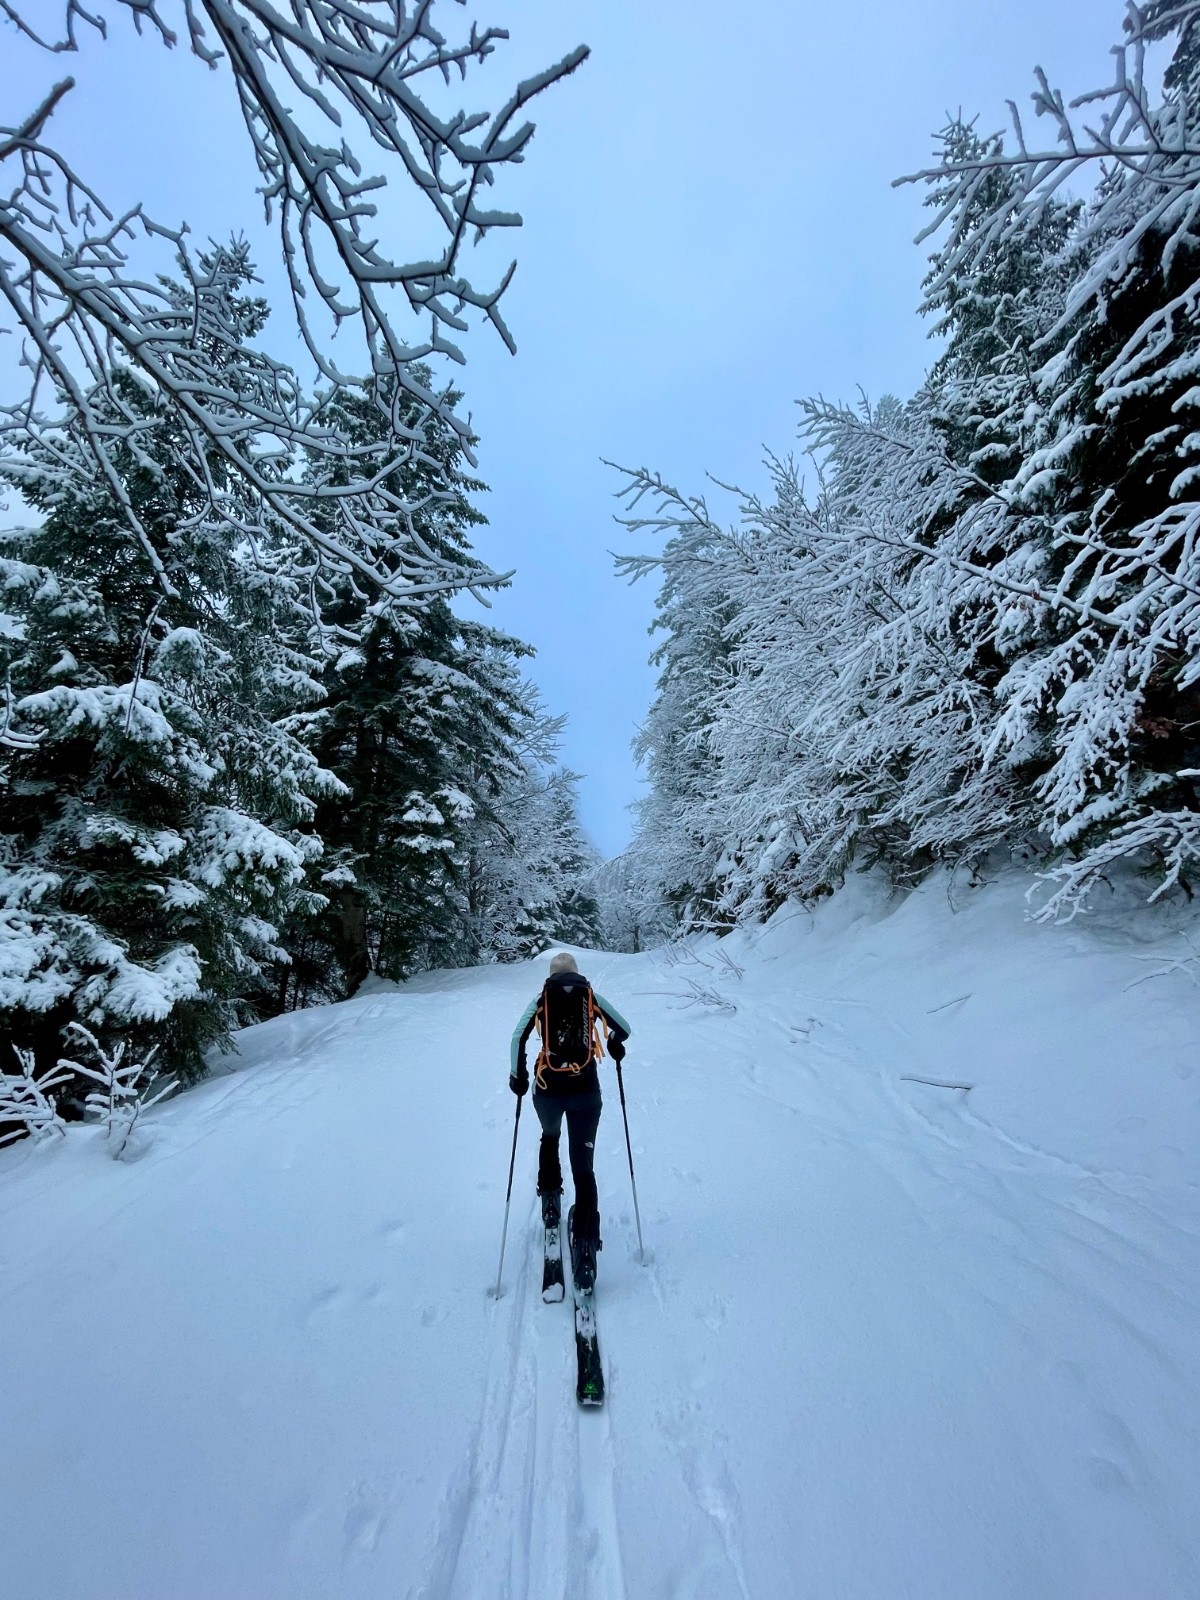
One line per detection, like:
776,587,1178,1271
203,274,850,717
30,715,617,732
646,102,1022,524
568,1205,605,1407
574,1286,604,1407
542,1218,565,1303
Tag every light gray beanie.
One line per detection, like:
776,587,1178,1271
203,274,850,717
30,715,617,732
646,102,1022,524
549,952,579,976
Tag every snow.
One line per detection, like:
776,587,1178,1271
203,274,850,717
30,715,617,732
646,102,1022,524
88,941,204,1023
3,868,1199,1598
190,806,311,888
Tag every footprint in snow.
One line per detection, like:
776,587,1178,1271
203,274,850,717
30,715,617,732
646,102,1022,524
302,1285,343,1327
696,1292,731,1332
1095,1409,1149,1487
1088,1456,1133,1493
658,1401,752,1600
343,1483,385,1557
283,1492,318,1562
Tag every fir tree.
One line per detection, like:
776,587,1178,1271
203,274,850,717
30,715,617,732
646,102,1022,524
273,381,548,997
0,248,335,1084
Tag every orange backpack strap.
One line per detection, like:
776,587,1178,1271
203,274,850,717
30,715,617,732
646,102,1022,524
589,986,607,1059
534,983,551,1091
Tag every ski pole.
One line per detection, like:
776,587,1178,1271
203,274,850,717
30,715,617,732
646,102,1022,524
614,1059,645,1263
492,1091,522,1297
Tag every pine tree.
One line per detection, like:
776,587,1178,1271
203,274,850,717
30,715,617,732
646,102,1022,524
0,248,335,1084
462,685,602,962
272,382,550,997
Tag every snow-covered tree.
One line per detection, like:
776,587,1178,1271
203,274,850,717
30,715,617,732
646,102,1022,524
0,3,587,624
463,690,601,963
615,483,739,930
0,1048,70,1147
589,851,651,952
619,1,1200,929
267,375,488,997
0,250,337,1083
58,1022,174,1159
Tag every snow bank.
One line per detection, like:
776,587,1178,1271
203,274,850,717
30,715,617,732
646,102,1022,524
1,868,1197,1599
354,972,403,997
726,866,1200,1192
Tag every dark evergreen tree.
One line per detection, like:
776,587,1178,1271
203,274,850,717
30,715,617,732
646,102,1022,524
0,247,334,1085
272,380,597,999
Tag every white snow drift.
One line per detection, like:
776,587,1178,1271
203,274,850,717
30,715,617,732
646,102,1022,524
3,868,1199,1599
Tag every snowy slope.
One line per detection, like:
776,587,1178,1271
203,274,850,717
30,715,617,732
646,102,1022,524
3,869,1200,1599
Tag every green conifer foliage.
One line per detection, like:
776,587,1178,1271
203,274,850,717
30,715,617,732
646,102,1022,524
1,249,335,1084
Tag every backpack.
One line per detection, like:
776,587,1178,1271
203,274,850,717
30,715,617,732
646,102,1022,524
534,971,607,1089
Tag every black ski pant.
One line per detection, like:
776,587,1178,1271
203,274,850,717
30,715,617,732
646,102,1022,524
533,1085,602,1244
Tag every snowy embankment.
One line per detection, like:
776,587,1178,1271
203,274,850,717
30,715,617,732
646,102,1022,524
4,869,1200,1599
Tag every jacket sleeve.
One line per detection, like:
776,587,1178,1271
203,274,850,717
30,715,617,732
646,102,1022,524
510,996,540,1079
592,991,631,1043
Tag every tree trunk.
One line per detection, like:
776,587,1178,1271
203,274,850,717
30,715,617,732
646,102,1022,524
337,887,372,994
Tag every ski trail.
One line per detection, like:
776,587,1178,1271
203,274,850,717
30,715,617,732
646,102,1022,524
413,1209,614,1600
409,1211,541,1600
572,1361,628,1600
518,1292,575,1600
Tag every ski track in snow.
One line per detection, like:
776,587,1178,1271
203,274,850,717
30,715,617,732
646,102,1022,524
3,874,1200,1597
410,1207,628,1600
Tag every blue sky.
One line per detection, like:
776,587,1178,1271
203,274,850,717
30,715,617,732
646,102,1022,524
0,0,1130,855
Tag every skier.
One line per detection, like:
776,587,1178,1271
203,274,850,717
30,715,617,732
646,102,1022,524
509,952,631,1291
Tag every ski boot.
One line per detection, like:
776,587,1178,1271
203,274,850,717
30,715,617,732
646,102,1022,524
539,1188,561,1229
567,1205,600,1294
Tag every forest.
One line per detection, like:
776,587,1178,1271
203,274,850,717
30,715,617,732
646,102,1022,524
3,0,1200,1116
0,2,600,1120
616,3,1200,945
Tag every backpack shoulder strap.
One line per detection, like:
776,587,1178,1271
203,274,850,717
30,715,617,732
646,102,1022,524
534,981,552,1090
588,983,607,1058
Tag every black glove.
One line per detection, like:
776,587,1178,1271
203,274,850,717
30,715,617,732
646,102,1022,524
510,1062,529,1097
608,1035,626,1064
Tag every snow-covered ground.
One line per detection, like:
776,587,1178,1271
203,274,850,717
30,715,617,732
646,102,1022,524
4,869,1200,1599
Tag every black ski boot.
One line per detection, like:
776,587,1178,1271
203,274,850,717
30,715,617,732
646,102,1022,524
540,1189,561,1228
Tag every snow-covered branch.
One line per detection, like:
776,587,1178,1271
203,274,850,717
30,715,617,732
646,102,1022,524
59,1022,174,1157
0,1046,70,1145
0,3,586,610
617,0,1200,928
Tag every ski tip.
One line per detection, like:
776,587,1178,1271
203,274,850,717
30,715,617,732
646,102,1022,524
577,1386,605,1408
542,1285,566,1303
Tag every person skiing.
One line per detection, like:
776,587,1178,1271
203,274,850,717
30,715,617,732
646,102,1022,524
509,952,631,1291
